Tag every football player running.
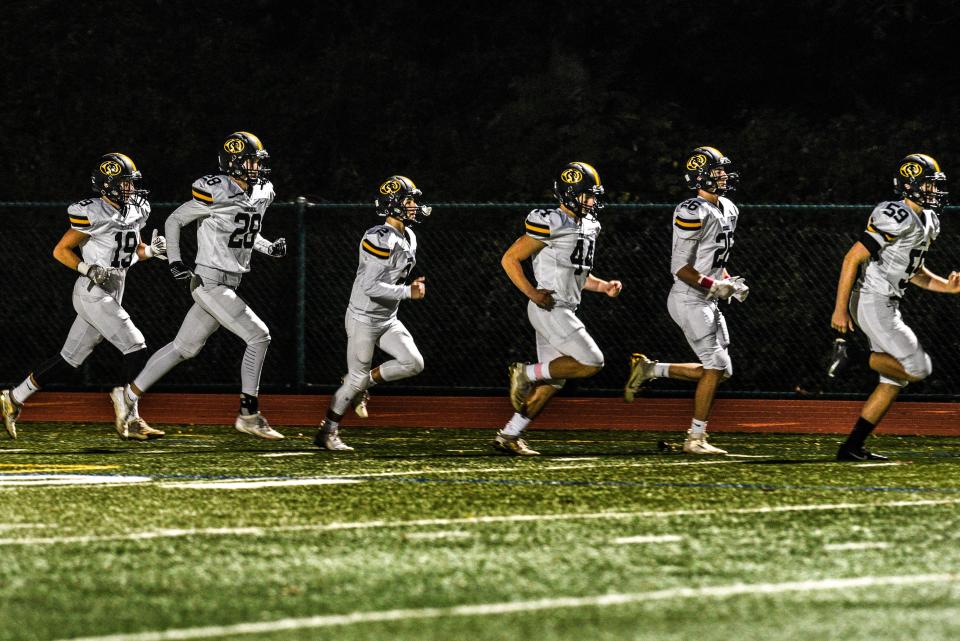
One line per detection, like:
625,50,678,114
495,162,623,456
830,154,955,461
1,153,167,441
623,147,748,455
314,176,429,451
112,132,287,440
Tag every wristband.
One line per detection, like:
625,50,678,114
77,261,91,276
697,275,715,290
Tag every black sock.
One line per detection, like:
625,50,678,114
32,355,75,387
122,348,149,387
240,393,259,416
842,417,876,449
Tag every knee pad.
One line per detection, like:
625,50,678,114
173,340,203,360
248,332,271,347
903,352,932,381
405,353,425,376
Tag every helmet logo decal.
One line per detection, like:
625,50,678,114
560,168,583,184
99,160,122,176
900,162,923,179
686,154,708,171
379,178,402,195
224,138,246,154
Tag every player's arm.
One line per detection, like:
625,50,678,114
164,201,209,279
501,234,553,309
584,274,622,297
910,266,960,294
52,228,89,272
253,234,286,257
358,237,423,301
831,241,872,333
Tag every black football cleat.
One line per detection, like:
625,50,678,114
836,445,889,461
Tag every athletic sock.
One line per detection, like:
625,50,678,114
524,363,551,382
653,363,671,378
11,376,40,406
501,413,532,437
842,416,876,450
689,418,708,438
239,393,259,416
124,384,138,405
367,372,378,388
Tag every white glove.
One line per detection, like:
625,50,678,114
730,276,750,303
706,278,736,301
144,229,167,259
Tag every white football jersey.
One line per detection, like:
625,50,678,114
68,197,150,277
166,176,276,274
670,195,739,298
857,200,940,298
524,208,601,310
347,223,418,325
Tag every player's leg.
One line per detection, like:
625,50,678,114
374,319,425,382
671,297,732,454
508,305,603,411
315,315,381,451
496,327,570,456
75,285,164,441
118,303,221,436
624,354,703,402
1,317,91,439
191,283,281,440
838,297,930,460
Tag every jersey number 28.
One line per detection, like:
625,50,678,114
228,213,262,249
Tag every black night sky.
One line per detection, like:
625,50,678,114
4,1,959,203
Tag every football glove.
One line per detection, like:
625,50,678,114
706,278,736,301
169,261,193,280
730,276,749,303
82,264,123,291
267,237,286,258
144,229,167,259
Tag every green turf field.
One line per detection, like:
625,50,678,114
1,424,959,641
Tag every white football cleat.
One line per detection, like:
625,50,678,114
126,417,165,440
353,390,370,419
508,362,531,412
493,431,540,456
1,389,21,439
314,424,354,451
624,353,657,402
234,413,284,440
683,431,727,455
109,387,133,439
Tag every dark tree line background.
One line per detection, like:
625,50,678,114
4,1,959,204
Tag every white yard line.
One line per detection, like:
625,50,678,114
257,452,315,458
404,530,472,541
53,573,959,641
0,523,50,531
164,478,365,490
3,497,958,547
824,542,891,551
612,534,683,544
0,475,152,487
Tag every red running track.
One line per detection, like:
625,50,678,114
12,392,960,436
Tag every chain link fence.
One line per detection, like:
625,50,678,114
2,201,960,398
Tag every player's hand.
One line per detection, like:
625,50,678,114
729,276,749,303
531,288,555,310
831,307,855,334
169,260,193,281
947,271,960,293
85,265,122,290
705,278,736,301
267,237,286,258
145,230,167,259
604,280,623,298
410,276,426,300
